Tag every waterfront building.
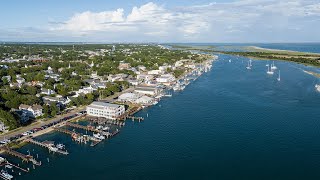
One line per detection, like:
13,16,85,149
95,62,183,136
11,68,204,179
86,102,125,120
118,93,140,103
135,96,154,105
134,85,160,96
156,74,175,85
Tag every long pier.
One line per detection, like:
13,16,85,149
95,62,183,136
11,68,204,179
1,162,29,172
25,138,69,155
0,146,41,165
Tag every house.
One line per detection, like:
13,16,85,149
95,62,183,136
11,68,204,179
42,96,68,105
40,88,56,95
137,65,146,71
90,71,99,79
16,77,25,85
44,74,60,81
1,75,11,83
118,62,131,70
86,102,125,120
134,85,160,96
135,96,154,105
175,61,184,67
19,104,43,118
127,79,139,86
147,70,161,75
136,74,154,82
118,93,140,103
108,74,128,82
76,85,98,95
46,66,54,74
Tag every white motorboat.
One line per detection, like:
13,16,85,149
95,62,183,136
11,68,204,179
93,133,105,140
102,126,110,131
4,165,12,169
56,143,65,150
96,125,103,130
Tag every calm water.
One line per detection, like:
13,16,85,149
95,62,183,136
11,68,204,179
5,47,320,180
169,43,320,53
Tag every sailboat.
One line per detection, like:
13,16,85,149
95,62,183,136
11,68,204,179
271,61,277,70
267,64,274,75
246,61,251,69
229,59,232,63
277,70,281,81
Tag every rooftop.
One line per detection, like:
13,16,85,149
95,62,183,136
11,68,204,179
88,101,123,109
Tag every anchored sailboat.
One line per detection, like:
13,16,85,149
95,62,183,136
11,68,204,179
271,61,277,70
277,70,281,81
267,64,274,75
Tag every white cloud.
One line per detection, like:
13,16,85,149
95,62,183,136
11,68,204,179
5,0,320,42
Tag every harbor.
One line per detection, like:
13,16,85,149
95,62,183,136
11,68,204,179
0,57,216,179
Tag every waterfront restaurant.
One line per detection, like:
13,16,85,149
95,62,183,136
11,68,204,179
86,101,125,120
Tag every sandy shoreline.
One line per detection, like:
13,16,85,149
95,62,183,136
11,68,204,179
248,46,320,55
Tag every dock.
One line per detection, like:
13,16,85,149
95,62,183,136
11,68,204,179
53,127,74,135
65,122,99,133
116,106,142,120
87,117,125,126
0,146,41,166
127,116,144,122
25,138,69,155
0,162,29,172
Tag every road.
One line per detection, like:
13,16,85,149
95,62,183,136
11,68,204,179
0,106,85,140
0,87,135,140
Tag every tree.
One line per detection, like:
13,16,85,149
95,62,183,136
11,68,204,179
0,109,19,130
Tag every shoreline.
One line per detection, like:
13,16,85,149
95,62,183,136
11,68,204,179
247,46,320,56
0,56,216,151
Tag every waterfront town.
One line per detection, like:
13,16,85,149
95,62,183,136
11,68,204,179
0,43,215,179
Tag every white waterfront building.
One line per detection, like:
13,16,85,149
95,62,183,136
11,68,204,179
86,102,125,120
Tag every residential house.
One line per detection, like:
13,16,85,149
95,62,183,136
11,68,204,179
118,62,131,70
19,104,43,118
40,88,56,95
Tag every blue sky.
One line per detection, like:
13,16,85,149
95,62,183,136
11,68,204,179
1,0,319,42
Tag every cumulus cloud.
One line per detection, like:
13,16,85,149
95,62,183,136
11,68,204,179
7,0,320,42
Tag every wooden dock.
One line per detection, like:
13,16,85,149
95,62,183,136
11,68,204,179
53,127,74,135
127,116,144,121
1,162,29,172
25,138,69,155
65,122,100,133
0,146,41,166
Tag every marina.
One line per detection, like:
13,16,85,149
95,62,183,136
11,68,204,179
24,139,68,155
